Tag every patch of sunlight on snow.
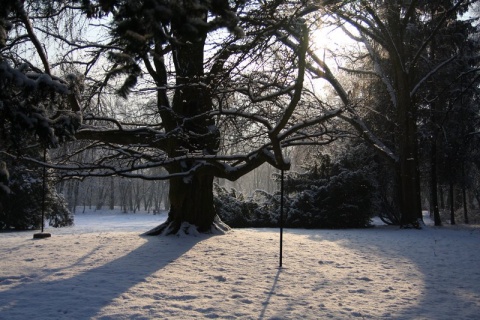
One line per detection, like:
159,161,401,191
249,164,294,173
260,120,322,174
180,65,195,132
284,230,426,318
454,288,480,308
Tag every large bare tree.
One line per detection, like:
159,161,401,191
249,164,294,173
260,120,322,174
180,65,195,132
25,1,341,234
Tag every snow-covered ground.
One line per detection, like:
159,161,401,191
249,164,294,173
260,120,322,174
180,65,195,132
1,209,479,320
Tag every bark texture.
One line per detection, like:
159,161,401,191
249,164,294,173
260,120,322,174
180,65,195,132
144,172,229,235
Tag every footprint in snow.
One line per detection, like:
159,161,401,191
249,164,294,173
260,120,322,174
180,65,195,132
213,275,227,282
356,276,373,282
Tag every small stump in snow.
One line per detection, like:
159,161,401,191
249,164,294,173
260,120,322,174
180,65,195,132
33,232,51,239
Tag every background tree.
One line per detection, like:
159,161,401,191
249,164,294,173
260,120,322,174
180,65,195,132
311,0,479,227
413,0,480,226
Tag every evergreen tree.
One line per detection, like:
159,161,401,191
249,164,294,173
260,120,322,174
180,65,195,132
417,1,480,225
0,0,78,229
318,0,478,227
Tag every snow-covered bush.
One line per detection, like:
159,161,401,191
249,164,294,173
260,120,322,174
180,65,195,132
214,184,282,228
0,158,73,230
286,169,374,228
215,166,374,229
214,184,258,227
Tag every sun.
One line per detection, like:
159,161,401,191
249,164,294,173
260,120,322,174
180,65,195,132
311,23,356,55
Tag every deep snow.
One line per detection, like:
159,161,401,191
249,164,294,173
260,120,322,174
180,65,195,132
1,209,479,319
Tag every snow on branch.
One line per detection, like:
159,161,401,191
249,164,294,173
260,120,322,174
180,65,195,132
0,61,68,94
238,84,296,103
278,108,344,141
339,110,398,163
75,126,171,151
410,55,457,98
212,109,272,131
359,33,397,108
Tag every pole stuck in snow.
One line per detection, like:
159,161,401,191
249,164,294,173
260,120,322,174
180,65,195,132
33,148,51,239
279,169,284,268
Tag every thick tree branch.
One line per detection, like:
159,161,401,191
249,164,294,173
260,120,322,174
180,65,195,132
339,111,398,164
75,127,171,151
268,23,309,169
410,0,466,73
15,1,51,75
411,55,457,97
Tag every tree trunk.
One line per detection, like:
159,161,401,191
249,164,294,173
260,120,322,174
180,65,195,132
161,182,168,211
396,75,422,228
474,190,480,212
449,182,455,225
95,182,106,210
430,139,442,226
145,8,227,235
144,172,229,235
462,185,468,224
428,14,441,227
69,180,80,213
462,163,469,224
396,158,422,227
109,177,115,210
439,185,445,210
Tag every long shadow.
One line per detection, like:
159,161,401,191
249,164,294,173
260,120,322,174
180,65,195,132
0,234,205,319
258,268,282,320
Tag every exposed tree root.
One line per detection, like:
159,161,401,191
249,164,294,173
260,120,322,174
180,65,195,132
143,215,231,236
400,218,423,229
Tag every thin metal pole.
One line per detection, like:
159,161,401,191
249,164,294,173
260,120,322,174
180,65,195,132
279,169,284,268
41,148,46,233
33,148,51,238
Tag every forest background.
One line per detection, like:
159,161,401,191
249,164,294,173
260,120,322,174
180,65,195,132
0,0,479,232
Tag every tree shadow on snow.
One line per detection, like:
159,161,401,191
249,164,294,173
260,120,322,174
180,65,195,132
0,233,207,319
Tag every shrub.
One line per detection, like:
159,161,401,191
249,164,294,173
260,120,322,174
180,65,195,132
215,168,374,229
0,159,73,230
